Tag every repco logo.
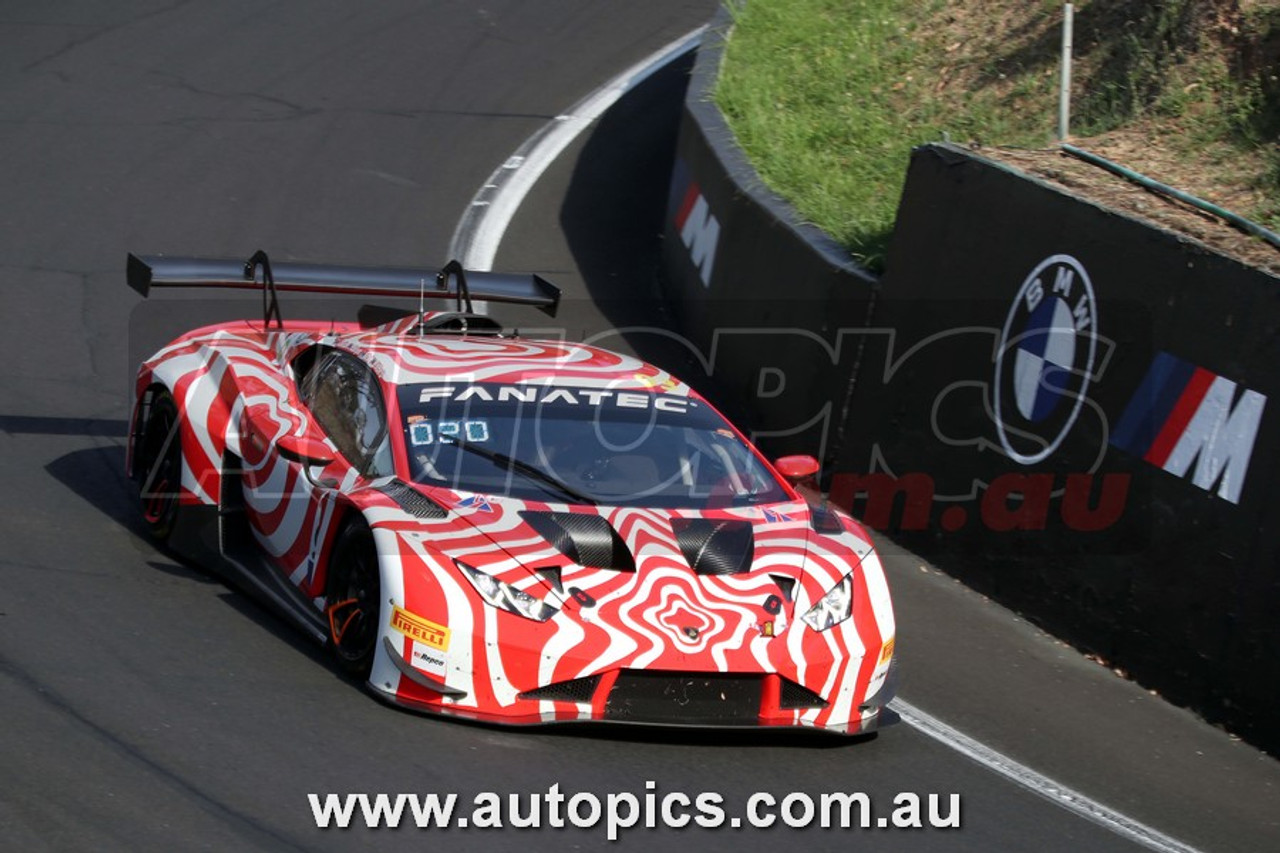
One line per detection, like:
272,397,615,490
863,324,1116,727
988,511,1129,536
993,254,1098,465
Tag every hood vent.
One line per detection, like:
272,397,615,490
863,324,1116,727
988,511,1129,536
520,511,635,572
375,480,447,519
808,501,845,534
672,518,754,576
534,565,564,595
769,574,797,603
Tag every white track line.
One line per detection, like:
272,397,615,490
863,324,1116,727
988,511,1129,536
448,25,706,271
446,23,1205,853
895,700,1203,853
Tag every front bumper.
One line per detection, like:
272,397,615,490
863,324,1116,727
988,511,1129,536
370,658,899,736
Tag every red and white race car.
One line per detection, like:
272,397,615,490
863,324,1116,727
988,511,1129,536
127,252,896,733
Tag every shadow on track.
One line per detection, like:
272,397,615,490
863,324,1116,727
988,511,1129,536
45,442,336,670
0,415,129,437
41,436,137,530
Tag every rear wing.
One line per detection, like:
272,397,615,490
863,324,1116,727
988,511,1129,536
126,251,561,324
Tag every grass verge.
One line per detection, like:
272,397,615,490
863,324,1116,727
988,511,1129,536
715,0,1280,271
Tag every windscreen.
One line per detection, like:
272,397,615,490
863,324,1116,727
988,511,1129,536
396,383,788,509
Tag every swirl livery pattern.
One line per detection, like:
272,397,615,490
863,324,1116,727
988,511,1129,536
129,313,896,734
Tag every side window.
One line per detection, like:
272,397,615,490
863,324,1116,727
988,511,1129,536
298,349,393,478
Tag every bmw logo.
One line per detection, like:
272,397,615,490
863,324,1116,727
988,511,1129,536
993,254,1097,465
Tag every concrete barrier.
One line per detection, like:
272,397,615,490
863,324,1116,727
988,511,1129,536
661,7,1280,753
844,143,1280,753
661,7,877,458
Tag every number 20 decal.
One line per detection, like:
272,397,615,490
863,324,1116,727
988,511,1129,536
410,419,490,446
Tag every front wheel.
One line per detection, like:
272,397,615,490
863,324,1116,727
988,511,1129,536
325,520,382,678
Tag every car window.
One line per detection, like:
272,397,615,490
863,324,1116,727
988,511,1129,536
298,349,393,478
396,383,789,508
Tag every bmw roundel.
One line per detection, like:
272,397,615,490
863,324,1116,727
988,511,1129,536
993,254,1097,464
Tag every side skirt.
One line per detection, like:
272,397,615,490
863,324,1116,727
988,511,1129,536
168,457,329,645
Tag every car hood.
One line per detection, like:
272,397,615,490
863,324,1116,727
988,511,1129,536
405,488,878,653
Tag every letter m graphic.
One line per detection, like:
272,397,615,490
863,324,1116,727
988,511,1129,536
1112,352,1268,504
675,181,720,288
1159,376,1266,504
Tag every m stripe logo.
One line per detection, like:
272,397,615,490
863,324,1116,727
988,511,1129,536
1111,351,1267,504
670,159,720,288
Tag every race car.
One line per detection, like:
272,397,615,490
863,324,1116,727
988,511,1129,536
126,251,896,733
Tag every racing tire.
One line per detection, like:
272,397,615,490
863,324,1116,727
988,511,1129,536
325,520,382,678
135,387,183,542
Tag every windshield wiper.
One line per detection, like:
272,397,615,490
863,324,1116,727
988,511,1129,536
446,438,597,506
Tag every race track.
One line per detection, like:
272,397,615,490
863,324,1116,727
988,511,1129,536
2,3,1278,850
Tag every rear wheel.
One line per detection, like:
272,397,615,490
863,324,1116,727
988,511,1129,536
325,520,382,677
135,388,183,541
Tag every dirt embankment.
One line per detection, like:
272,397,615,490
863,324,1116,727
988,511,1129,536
933,0,1280,276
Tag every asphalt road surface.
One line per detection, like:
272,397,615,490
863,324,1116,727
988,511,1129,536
2,3,1277,851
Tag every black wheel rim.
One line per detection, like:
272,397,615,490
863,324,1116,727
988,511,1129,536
328,531,380,666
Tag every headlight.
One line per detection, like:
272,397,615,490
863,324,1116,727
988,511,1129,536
801,574,853,631
456,560,558,622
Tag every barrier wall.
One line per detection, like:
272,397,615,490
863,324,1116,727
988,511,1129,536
662,9,877,457
661,7,1280,753
838,144,1280,752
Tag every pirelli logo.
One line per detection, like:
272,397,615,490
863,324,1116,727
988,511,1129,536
390,606,450,651
879,637,895,664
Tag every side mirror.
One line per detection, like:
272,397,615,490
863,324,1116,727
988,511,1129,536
277,434,335,467
774,454,820,484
